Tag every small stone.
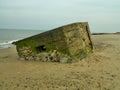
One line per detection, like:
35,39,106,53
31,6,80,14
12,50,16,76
60,57,68,63
35,56,41,61
60,56,72,63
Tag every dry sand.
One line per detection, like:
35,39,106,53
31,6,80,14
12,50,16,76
0,35,120,90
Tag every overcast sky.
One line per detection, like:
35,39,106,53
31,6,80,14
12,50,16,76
0,0,120,33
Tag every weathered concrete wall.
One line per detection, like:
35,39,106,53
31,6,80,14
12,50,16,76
62,22,92,57
14,22,93,63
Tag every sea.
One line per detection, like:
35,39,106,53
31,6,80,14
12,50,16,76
0,29,45,49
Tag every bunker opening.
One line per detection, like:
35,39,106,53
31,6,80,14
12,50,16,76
36,45,46,52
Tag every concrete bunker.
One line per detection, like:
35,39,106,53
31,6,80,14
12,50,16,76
13,22,93,63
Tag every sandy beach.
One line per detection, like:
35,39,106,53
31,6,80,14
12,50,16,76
0,34,120,90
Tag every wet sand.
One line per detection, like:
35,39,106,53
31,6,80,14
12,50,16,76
0,35,120,90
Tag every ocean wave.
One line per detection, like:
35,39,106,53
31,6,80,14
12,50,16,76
0,40,18,49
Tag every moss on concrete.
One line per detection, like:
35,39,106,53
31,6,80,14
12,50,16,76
74,49,88,60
